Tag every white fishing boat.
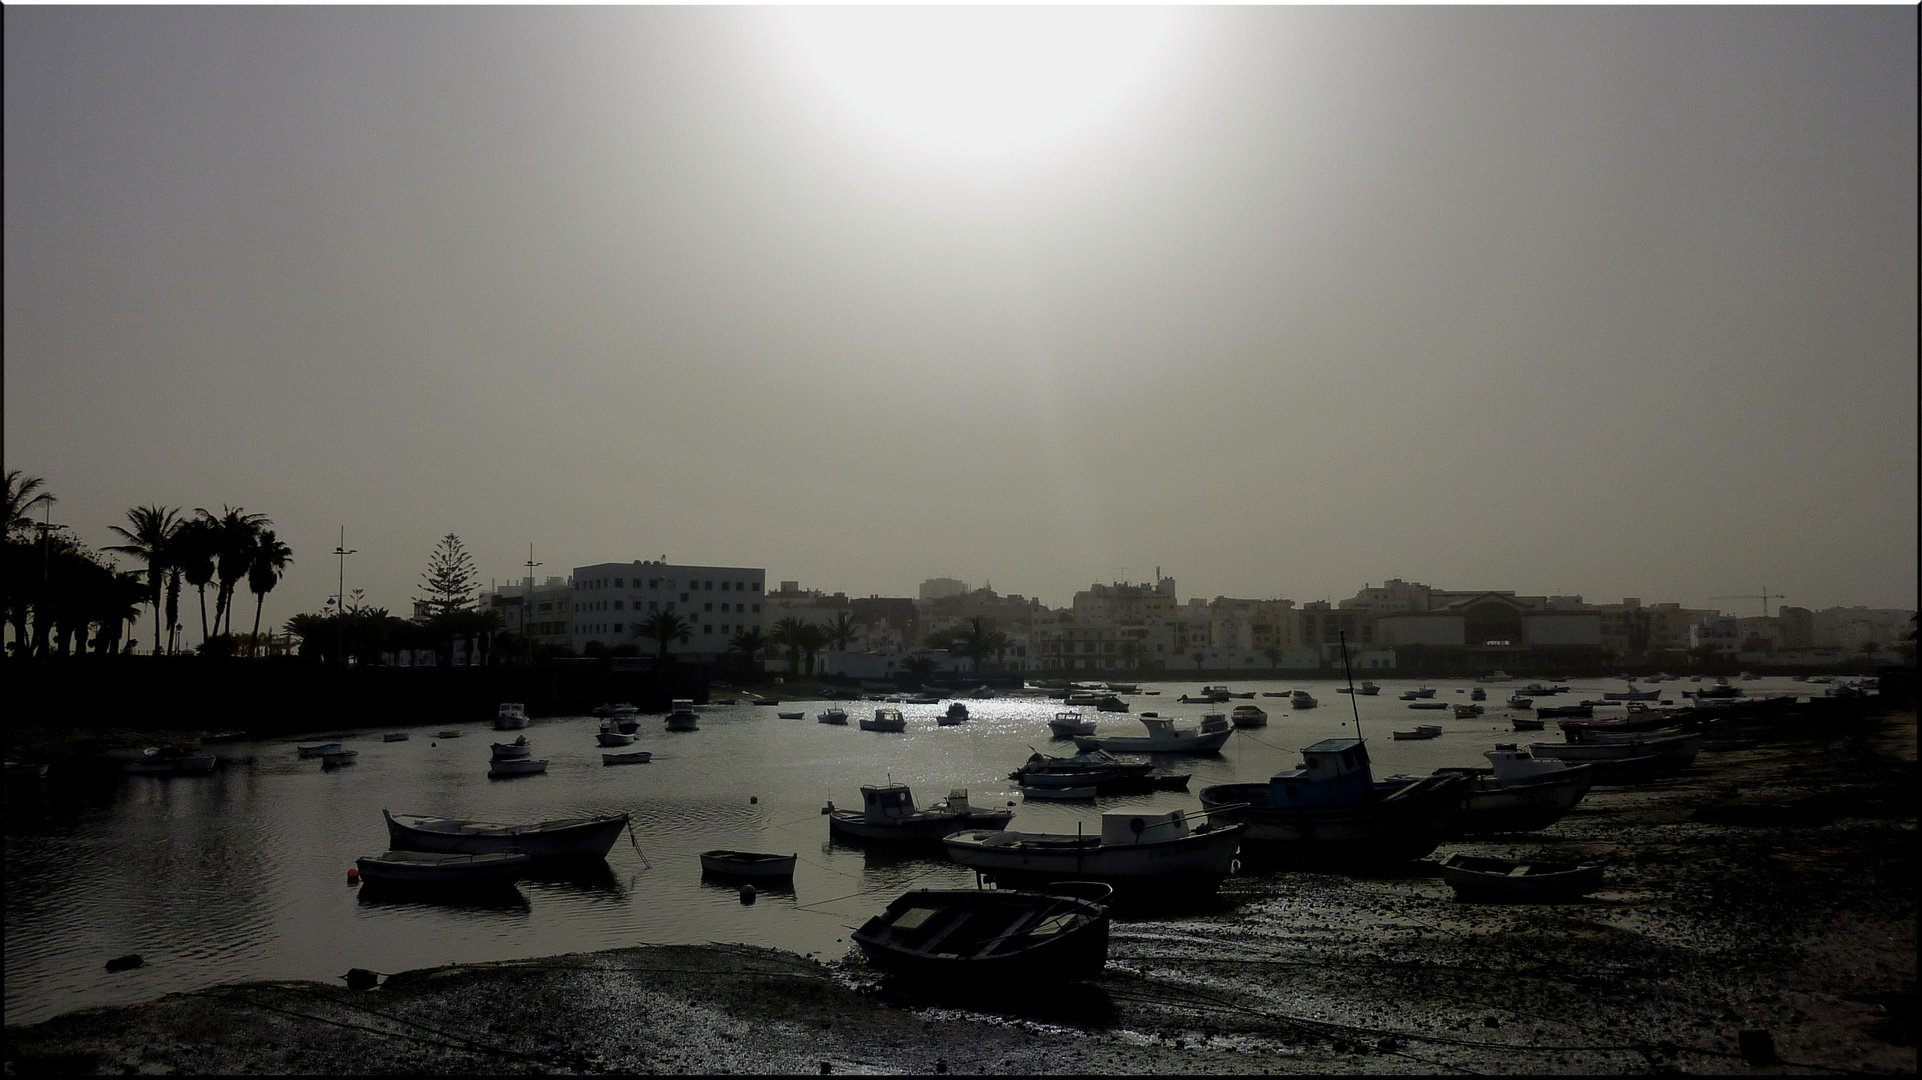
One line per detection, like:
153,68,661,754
384,808,631,858
601,750,653,765
296,742,344,758
487,757,548,778
940,702,970,725
825,784,973,843
926,788,1015,830
355,850,531,888
1440,744,1595,834
1048,711,1097,738
664,700,700,732
491,736,531,760
861,707,907,732
1357,681,1381,696
1289,690,1318,710
943,808,1244,899
818,707,850,725
1230,705,1268,728
494,703,529,730
596,727,637,747
1073,714,1231,754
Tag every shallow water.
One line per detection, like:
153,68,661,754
3,675,1811,1026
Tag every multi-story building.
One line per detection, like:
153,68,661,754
570,560,766,661
918,577,970,601
478,576,575,651
1028,608,1172,674
1071,574,1179,624
1811,606,1915,652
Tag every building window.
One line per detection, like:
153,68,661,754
613,623,623,633
704,581,713,590
704,625,712,635
649,579,660,588
680,593,689,602
649,601,659,612
614,578,624,588
751,604,760,613
614,601,623,610
704,602,713,612
752,581,761,592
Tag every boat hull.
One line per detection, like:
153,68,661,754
827,810,969,844
597,731,637,747
356,850,531,887
851,888,1111,985
488,759,548,778
942,825,1243,898
1197,774,1467,868
1072,728,1230,754
602,751,653,765
385,810,629,858
699,850,798,879
1440,854,1603,900
1446,767,1594,835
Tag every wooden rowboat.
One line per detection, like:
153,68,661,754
698,850,797,879
356,850,531,888
1439,853,1603,901
851,885,1112,984
602,751,653,765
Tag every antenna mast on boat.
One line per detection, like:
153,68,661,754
1340,631,1364,741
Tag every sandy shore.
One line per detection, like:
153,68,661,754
5,702,1914,1075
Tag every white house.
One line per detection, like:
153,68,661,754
570,560,766,661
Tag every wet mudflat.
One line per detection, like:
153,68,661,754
5,703,1913,1075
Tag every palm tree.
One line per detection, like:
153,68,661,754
172,517,219,649
768,617,807,676
3,470,56,536
953,616,1007,674
245,529,295,654
795,623,830,677
824,611,861,652
107,505,184,656
728,626,767,673
636,609,694,660
197,506,270,639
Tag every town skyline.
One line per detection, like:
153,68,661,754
6,7,1915,628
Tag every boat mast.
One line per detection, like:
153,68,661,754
1340,631,1364,741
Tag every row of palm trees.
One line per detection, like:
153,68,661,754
3,470,293,660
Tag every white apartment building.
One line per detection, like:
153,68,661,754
570,560,766,660
478,576,575,649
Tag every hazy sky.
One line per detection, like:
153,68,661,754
5,6,1916,625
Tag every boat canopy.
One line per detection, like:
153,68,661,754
860,784,919,823
1099,808,1193,846
1267,738,1375,807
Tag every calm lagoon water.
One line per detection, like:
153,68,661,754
4,675,1798,1026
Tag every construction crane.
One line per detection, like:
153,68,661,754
1711,589,1786,617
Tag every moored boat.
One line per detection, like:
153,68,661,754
1505,696,1534,710
1047,711,1097,738
356,850,531,888
825,784,973,843
487,758,549,778
1452,704,1484,719
602,750,654,765
1392,725,1444,740
384,808,631,858
1535,704,1593,719
382,732,410,743
124,746,216,775
818,707,850,725
943,809,1243,899
777,711,805,719
940,702,970,725
1289,690,1318,710
664,700,701,732
1439,853,1604,901
1407,701,1450,711
297,742,344,758
851,885,1113,983
320,750,359,767
699,850,798,880
1602,683,1662,702
1357,681,1381,696
1197,738,1468,869
435,730,462,739
860,707,907,732
494,702,529,730
1073,714,1230,754
1231,704,1269,728
491,736,531,760
596,728,637,747
1438,744,1594,834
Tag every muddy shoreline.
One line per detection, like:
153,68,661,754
5,702,1914,1074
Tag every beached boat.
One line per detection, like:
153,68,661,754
1289,691,1318,710
601,751,653,765
1439,854,1604,901
940,702,970,725
435,730,462,739
355,850,531,888
494,703,529,730
1535,704,1594,720
1230,704,1268,728
944,809,1243,899
1527,731,1704,780
487,758,548,778
1470,687,1487,701
1602,683,1662,702
1452,704,1484,719
1010,749,1189,796
320,750,359,767
851,885,1112,984
384,808,631,858
777,711,805,720
1510,716,1546,731
664,700,700,732
861,707,907,733
296,742,344,758
1407,701,1450,711
491,736,531,760
1439,745,1594,834
699,850,797,880
1073,714,1231,754
1392,725,1444,740
1505,696,1535,710
818,707,850,725
1047,712,1097,738
382,732,410,743
124,746,216,775
1688,677,1743,700
825,784,973,843
1197,738,1468,868
1557,708,1691,741
5,761,49,781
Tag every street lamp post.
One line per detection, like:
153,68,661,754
333,527,357,673
522,544,541,664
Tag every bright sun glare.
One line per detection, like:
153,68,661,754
782,8,1182,164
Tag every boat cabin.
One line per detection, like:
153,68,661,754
1267,738,1376,807
859,784,922,824
1484,744,1569,783
1099,808,1194,846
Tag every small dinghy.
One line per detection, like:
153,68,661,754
602,751,653,765
1019,784,1099,800
383,732,410,742
435,730,463,739
597,726,637,747
491,736,531,760
1230,705,1268,728
1392,725,1444,740
356,850,531,888
1439,853,1604,901
1407,701,1451,711
851,885,1113,984
385,809,630,858
487,757,548,778
297,742,344,758
818,707,850,725
699,850,797,880
777,712,805,720
320,749,359,767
